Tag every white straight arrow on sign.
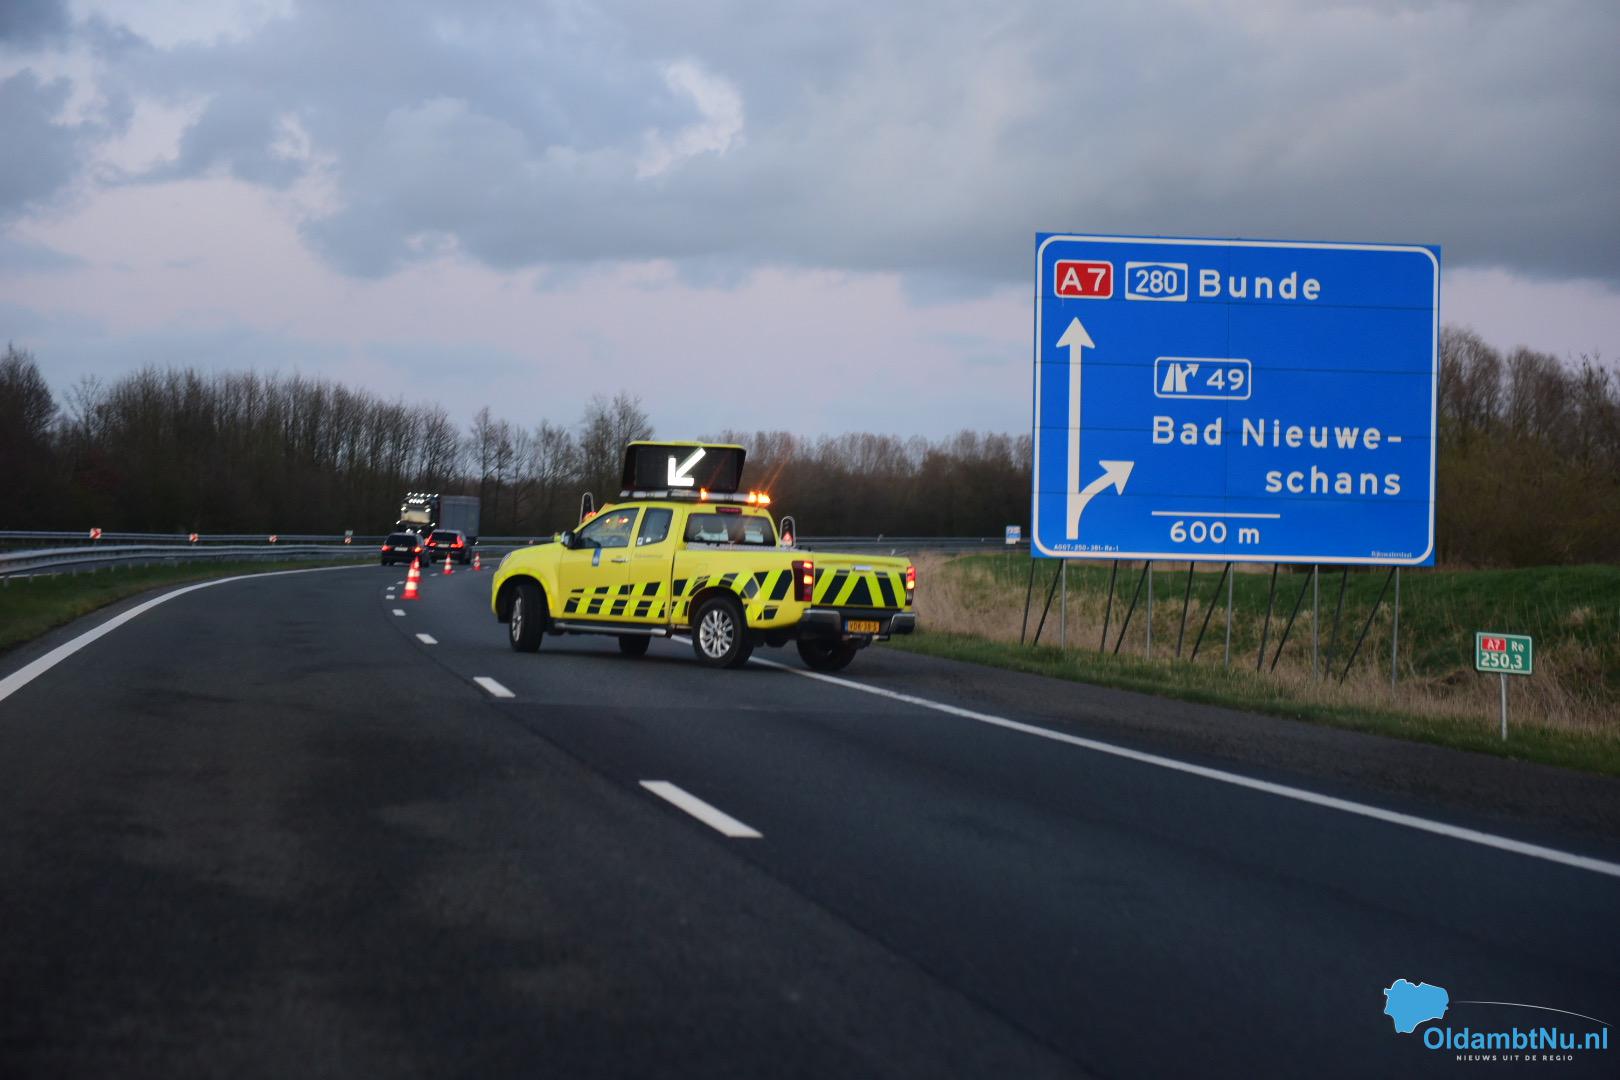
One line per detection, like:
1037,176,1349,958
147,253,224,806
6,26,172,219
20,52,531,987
1057,316,1096,538
668,447,706,487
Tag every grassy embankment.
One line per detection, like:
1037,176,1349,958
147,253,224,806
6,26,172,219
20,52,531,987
894,554,1620,776
0,559,364,654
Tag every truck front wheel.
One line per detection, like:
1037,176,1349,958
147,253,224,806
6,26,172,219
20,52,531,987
692,595,753,669
508,581,545,653
797,639,858,672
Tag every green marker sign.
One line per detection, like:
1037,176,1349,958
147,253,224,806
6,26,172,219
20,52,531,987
1475,632,1533,675
1476,631,1532,741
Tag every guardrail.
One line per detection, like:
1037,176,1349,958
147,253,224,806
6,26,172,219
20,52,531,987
0,544,373,580
0,531,387,547
3,530,1027,555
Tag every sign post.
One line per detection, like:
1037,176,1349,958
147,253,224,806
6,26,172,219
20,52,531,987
1032,234,1439,566
1475,632,1533,740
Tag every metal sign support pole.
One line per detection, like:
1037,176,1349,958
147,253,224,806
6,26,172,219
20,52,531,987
1256,564,1279,672
1060,560,1068,650
1189,561,1230,662
1145,563,1153,659
1311,565,1319,680
1269,568,1313,672
1114,562,1148,655
1500,673,1508,740
1325,568,1349,681
1390,567,1401,691
1224,565,1234,669
1338,566,1395,684
1032,561,1063,646
1176,564,1194,659
1099,560,1118,653
1020,558,1037,645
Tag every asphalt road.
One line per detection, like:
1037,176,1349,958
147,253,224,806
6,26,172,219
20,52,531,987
2,563,1617,1078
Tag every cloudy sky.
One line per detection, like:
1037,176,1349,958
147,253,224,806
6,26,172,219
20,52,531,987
2,0,1617,439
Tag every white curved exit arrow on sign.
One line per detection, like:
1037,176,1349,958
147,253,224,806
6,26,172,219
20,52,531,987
668,446,706,487
1069,460,1134,538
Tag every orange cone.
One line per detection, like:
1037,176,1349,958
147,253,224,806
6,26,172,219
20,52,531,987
443,553,454,575
403,558,421,600
472,552,482,571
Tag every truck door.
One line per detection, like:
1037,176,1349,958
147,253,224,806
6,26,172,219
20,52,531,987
623,507,677,625
556,507,639,620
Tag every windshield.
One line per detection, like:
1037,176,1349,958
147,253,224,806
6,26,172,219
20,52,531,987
684,512,776,546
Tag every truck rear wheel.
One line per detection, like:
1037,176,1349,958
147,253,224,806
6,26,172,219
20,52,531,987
508,581,545,653
692,595,753,669
796,639,858,672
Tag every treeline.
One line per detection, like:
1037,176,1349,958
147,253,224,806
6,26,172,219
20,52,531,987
5,328,1618,564
1438,328,1619,565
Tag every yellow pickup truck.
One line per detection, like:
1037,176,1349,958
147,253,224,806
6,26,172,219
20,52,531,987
490,442,916,670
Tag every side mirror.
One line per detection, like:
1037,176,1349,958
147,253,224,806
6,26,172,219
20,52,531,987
559,529,576,549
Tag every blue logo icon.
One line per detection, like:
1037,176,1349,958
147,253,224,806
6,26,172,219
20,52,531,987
1381,978,1611,1055
1384,979,1450,1033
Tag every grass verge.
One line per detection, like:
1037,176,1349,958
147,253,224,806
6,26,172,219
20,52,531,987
0,559,365,655
892,555,1620,778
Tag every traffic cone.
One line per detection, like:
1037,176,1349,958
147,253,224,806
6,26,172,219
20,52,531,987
403,559,421,600
472,552,482,571
443,553,454,576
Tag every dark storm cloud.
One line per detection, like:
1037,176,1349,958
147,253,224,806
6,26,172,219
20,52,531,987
0,0,69,46
17,1,1620,284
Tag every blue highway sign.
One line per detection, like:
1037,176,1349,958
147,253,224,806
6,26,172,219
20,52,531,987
1032,234,1439,564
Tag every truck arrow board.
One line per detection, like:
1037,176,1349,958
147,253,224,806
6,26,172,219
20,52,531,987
1033,234,1439,564
621,442,747,494
669,447,706,487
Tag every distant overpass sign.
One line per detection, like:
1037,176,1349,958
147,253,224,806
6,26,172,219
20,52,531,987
1032,234,1439,564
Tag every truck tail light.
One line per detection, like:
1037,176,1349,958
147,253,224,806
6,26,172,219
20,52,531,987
792,559,814,603
905,564,916,595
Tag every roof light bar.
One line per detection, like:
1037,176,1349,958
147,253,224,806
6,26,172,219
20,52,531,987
616,488,774,506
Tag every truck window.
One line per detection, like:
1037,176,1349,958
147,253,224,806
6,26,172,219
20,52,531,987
683,512,776,546
576,508,640,549
637,508,673,546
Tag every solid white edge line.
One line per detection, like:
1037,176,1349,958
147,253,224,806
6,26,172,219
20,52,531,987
473,676,514,699
415,633,438,645
0,565,366,708
745,655,1620,880
640,781,762,838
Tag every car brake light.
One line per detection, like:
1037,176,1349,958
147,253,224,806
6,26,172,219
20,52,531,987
905,565,916,593
453,538,463,548
792,559,814,603
381,544,390,551
414,545,422,553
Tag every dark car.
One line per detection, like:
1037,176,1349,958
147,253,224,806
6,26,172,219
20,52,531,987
380,531,424,566
424,528,472,565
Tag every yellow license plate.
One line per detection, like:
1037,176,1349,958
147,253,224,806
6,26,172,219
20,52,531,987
846,619,882,634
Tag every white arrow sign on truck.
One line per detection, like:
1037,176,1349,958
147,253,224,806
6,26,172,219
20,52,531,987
668,446,706,487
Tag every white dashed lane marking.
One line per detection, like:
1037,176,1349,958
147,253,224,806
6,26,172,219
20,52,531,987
640,781,762,838
473,676,514,699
